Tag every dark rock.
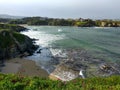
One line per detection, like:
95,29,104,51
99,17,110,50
52,48,120,78
31,38,39,41
0,30,38,62
32,45,39,50
100,64,111,72
99,63,120,74
37,49,42,54
19,52,30,58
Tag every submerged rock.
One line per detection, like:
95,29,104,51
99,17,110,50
100,64,112,72
98,63,120,76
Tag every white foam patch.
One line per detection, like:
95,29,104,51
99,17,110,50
21,29,67,74
50,48,67,58
21,30,65,47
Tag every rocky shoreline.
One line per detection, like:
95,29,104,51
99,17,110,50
49,48,120,81
0,24,38,65
0,24,49,78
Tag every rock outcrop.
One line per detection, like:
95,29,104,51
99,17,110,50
0,30,38,62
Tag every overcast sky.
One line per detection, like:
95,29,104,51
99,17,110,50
0,0,120,19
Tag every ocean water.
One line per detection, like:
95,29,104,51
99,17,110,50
21,26,120,74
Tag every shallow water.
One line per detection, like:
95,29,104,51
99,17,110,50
21,26,120,76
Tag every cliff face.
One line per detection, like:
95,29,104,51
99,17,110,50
0,30,37,61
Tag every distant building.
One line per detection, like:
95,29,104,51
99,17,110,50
78,18,84,22
101,22,107,27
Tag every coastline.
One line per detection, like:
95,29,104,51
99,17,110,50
0,58,49,78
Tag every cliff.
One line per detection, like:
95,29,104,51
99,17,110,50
0,24,38,62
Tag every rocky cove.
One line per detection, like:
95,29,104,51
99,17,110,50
21,26,120,81
0,25,120,81
24,45,120,81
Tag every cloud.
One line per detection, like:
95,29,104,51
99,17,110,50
0,0,119,19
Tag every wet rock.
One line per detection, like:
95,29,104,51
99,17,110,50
53,48,120,79
37,49,42,54
100,64,112,72
99,63,120,75
49,57,60,65
19,52,30,58
31,38,39,44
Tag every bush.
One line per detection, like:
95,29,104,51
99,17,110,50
0,74,120,90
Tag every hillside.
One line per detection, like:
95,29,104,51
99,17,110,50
0,14,24,19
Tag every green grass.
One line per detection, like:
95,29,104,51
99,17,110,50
0,30,26,48
0,74,120,90
0,24,27,48
0,23,26,32
13,32,25,43
0,30,14,48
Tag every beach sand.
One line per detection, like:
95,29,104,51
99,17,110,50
0,58,49,78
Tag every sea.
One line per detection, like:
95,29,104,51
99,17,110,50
21,26,120,80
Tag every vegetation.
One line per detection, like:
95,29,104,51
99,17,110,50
0,73,120,90
0,23,27,48
0,18,10,23
0,23,26,32
6,17,120,27
12,32,26,43
0,30,14,48
0,24,34,60
0,17,120,27
0,24,26,48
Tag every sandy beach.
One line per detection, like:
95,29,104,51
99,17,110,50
0,58,49,78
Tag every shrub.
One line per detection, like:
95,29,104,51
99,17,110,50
0,74,120,90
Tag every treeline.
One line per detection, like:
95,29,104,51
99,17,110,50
0,17,120,27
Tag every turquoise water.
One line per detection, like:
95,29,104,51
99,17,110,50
23,26,120,63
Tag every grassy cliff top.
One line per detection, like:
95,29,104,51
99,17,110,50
0,73,120,90
0,23,26,32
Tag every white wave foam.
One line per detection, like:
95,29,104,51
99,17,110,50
50,48,67,58
21,29,65,47
21,27,68,74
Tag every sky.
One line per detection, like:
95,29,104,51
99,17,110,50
0,0,120,19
